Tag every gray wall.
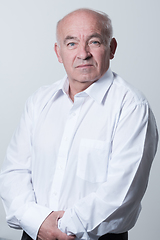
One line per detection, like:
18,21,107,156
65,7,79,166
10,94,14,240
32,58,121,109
0,0,159,239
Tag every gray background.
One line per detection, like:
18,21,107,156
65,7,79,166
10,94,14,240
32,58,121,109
0,0,159,239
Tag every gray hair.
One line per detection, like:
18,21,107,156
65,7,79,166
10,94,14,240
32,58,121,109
95,10,113,43
56,8,113,45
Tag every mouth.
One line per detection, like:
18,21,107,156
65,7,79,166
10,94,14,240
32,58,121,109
76,64,93,69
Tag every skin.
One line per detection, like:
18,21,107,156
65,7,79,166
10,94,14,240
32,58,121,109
37,9,117,240
55,9,117,101
37,211,75,240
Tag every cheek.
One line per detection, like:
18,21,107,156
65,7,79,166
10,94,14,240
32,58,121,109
100,51,110,65
92,49,107,63
61,56,75,74
94,54,106,67
96,54,110,72
61,52,75,66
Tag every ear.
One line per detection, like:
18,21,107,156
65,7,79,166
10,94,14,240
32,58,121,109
110,38,117,60
54,43,63,63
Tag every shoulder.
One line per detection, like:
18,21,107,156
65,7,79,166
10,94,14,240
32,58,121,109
112,72,148,107
24,77,64,116
31,79,62,103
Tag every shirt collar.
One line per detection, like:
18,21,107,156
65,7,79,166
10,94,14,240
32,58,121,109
54,68,114,104
52,75,69,97
84,68,114,104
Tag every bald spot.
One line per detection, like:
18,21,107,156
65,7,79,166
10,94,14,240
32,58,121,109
56,9,112,46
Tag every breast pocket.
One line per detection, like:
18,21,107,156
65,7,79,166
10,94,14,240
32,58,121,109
77,139,111,183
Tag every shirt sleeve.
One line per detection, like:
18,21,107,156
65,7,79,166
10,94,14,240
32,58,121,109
58,101,158,239
0,97,52,240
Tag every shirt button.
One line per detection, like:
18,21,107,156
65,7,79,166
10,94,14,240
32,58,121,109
58,165,63,170
64,136,67,141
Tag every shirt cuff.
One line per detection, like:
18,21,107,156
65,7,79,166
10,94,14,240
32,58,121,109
17,203,53,240
58,208,90,240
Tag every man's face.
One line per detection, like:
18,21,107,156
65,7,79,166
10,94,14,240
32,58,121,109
55,11,116,88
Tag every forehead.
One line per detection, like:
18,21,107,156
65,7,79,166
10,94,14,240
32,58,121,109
58,12,103,41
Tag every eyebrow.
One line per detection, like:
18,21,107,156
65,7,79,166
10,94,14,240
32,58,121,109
64,36,78,44
63,33,103,44
88,33,103,40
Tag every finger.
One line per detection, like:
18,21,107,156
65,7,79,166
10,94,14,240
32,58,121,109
68,235,76,240
56,230,74,240
63,233,76,240
56,210,65,219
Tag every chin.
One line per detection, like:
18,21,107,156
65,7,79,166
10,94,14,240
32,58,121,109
79,74,99,83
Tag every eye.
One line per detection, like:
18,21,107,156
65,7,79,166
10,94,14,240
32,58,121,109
92,41,100,44
66,42,77,49
68,42,75,47
89,40,101,47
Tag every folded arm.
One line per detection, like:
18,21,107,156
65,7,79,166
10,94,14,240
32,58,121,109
58,102,158,239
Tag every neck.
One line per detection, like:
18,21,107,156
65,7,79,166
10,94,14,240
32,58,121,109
68,78,96,102
69,88,75,102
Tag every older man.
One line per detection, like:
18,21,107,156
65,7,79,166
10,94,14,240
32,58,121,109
0,8,158,240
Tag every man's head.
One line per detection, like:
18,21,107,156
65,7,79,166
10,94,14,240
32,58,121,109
54,8,117,92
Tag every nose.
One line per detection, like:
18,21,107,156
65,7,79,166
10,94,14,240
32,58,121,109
77,44,92,60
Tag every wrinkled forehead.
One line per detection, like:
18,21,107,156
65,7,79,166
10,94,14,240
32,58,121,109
57,11,105,43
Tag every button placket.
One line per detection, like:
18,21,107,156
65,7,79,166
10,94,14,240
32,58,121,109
49,96,84,209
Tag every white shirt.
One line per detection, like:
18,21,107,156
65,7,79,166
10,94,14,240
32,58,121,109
0,69,158,240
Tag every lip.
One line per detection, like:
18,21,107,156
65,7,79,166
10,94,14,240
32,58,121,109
76,64,93,68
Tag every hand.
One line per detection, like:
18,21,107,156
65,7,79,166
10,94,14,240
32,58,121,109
37,211,76,240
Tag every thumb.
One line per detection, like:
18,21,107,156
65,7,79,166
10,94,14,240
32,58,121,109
56,210,65,219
